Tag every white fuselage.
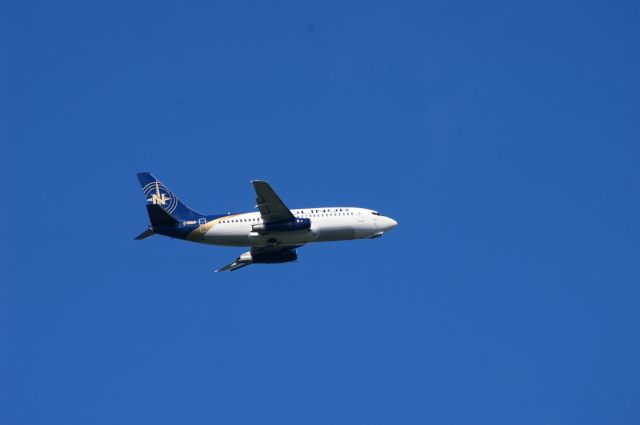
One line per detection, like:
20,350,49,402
188,207,397,247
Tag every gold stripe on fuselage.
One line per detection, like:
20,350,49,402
187,214,241,242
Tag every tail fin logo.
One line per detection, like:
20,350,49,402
143,181,178,214
149,192,170,205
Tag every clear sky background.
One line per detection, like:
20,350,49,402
1,1,639,424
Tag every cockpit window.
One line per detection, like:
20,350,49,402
371,211,381,216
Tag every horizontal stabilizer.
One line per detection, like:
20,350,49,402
134,228,155,240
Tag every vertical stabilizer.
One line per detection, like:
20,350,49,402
137,172,205,221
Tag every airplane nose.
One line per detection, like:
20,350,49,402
380,216,398,232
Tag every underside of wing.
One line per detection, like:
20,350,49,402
215,245,301,272
216,260,251,272
252,180,296,223
252,244,301,256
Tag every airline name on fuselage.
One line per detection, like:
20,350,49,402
293,208,350,214
181,208,352,226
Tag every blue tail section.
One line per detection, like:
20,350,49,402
137,172,205,221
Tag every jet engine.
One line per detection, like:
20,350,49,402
237,249,298,265
252,218,311,233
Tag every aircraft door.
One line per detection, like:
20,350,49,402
198,218,207,233
357,210,365,222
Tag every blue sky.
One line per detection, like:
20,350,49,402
1,0,639,424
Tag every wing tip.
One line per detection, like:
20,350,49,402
215,262,250,272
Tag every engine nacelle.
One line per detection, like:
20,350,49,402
252,218,311,233
238,250,298,264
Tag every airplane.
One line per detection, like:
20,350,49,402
135,172,398,271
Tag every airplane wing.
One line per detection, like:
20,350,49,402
215,245,300,272
216,182,299,272
216,260,250,272
252,180,296,223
